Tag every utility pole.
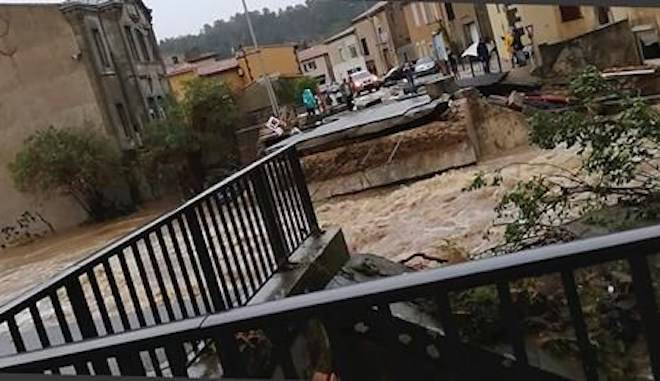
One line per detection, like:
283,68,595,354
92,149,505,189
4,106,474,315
241,0,280,117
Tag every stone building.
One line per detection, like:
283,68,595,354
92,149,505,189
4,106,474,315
325,27,368,82
0,0,169,248
236,43,301,83
486,5,660,64
401,1,493,61
297,44,335,91
351,1,412,76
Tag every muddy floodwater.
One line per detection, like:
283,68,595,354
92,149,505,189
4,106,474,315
0,148,578,309
0,201,175,306
315,147,579,264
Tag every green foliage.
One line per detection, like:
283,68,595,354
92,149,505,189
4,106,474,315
159,1,376,58
467,66,660,252
9,127,122,220
276,76,319,106
142,98,198,163
141,78,239,197
462,66,660,378
451,286,503,344
182,77,238,134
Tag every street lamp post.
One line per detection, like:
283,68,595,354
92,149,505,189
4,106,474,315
241,0,280,117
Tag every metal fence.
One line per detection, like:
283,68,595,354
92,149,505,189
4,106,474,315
0,145,318,359
2,222,660,380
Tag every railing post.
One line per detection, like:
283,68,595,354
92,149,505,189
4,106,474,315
629,255,660,380
252,166,289,266
214,330,247,378
67,279,111,375
66,280,98,339
287,148,321,236
184,207,225,313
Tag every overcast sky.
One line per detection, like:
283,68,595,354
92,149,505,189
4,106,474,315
6,0,305,39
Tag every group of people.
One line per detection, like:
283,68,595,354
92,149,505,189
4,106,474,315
301,79,355,118
503,27,528,67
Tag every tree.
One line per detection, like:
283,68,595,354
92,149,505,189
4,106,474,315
9,127,123,221
462,66,660,377
276,76,319,106
142,78,240,198
467,66,660,253
159,0,376,58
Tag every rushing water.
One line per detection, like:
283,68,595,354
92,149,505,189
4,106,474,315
315,147,580,265
0,147,578,339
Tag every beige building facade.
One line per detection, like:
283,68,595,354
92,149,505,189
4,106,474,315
0,1,169,248
352,1,412,75
487,5,660,63
297,44,335,90
326,27,368,82
402,1,493,61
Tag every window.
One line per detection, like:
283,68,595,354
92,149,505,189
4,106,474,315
411,2,420,26
156,96,166,119
115,103,131,137
464,22,479,45
304,62,317,72
361,38,370,56
432,3,441,21
91,28,110,68
445,3,455,21
349,45,358,58
148,30,158,59
136,30,151,61
315,74,327,85
125,26,139,60
147,97,158,120
559,6,582,22
596,7,611,25
419,3,428,25
338,47,345,62
147,76,154,94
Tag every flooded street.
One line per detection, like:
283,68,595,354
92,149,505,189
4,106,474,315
316,147,580,264
0,201,176,306
0,148,580,310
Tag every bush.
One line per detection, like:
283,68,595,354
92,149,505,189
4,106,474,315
276,76,319,106
464,66,660,377
9,127,123,221
142,79,240,198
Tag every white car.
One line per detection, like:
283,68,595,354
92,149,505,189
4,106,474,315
350,70,381,93
414,56,440,77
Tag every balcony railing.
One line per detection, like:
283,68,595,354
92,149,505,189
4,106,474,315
0,144,319,361
1,222,660,380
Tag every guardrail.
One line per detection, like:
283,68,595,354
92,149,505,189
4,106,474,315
2,224,660,380
0,145,319,359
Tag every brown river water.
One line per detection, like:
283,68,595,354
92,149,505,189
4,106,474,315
0,147,578,324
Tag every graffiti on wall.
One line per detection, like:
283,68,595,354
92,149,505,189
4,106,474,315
0,211,55,250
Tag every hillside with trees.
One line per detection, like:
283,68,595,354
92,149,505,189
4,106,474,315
159,0,375,58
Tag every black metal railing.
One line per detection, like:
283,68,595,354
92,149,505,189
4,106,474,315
3,223,660,380
0,145,319,358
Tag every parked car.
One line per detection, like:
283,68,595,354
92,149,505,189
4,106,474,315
382,66,404,87
414,56,440,77
350,70,381,93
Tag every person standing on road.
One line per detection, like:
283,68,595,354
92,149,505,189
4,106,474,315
341,78,354,110
477,38,491,74
448,51,459,76
302,88,317,115
503,28,515,66
403,61,416,94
